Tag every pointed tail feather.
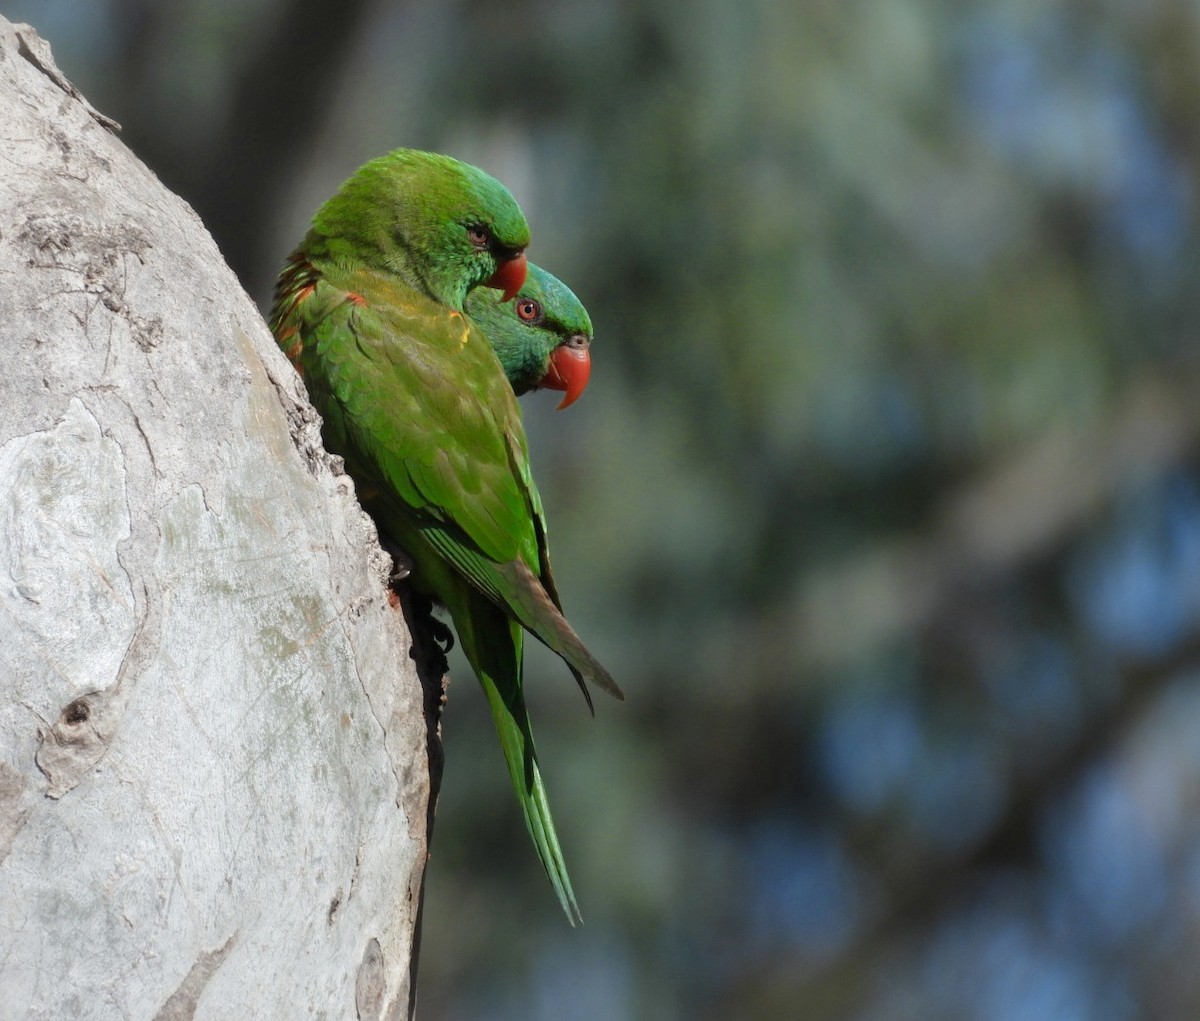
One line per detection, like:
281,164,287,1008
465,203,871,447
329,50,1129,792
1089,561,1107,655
413,518,623,706
457,596,583,924
497,558,625,703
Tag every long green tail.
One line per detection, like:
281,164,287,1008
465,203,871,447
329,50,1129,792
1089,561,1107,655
453,590,582,924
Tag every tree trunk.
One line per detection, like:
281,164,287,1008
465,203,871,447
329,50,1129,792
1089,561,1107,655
0,19,432,1020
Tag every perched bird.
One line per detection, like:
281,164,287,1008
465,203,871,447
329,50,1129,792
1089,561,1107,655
269,149,622,923
465,262,593,408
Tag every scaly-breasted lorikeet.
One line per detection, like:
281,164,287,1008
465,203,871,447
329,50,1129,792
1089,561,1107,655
269,149,621,923
464,262,593,408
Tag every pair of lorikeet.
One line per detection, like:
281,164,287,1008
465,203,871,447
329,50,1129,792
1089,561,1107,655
269,149,622,924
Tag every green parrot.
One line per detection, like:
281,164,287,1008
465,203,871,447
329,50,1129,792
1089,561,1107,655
464,262,593,408
269,149,622,923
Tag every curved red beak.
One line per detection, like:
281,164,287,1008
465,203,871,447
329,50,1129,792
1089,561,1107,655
539,337,592,410
483,251,528,303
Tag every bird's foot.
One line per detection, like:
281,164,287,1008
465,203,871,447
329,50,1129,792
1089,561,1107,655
425,616,455,656
381,537,415,582
404,591,454,678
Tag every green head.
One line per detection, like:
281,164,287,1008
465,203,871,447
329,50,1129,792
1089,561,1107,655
466,262,594,408
307,148,531,310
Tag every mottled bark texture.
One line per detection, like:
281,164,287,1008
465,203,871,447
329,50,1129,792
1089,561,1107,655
0,18,429,1020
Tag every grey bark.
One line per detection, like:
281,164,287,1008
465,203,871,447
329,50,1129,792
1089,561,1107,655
0,19,430,1020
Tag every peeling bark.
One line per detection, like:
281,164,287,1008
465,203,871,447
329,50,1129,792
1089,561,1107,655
0,18,429,1020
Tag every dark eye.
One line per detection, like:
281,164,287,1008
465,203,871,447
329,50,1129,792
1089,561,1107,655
467,225,490,249
516,299,542,323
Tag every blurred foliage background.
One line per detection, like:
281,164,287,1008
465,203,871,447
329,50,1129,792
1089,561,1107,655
12,0,1200,1017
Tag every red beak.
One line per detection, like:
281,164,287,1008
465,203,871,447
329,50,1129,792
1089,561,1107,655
538,337,592,410
483,251,528,303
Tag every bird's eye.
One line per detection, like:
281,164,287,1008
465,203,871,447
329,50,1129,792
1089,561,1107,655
516,299,542,323
467,225,490,249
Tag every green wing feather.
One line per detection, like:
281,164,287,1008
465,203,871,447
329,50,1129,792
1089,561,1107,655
301,264,622,702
